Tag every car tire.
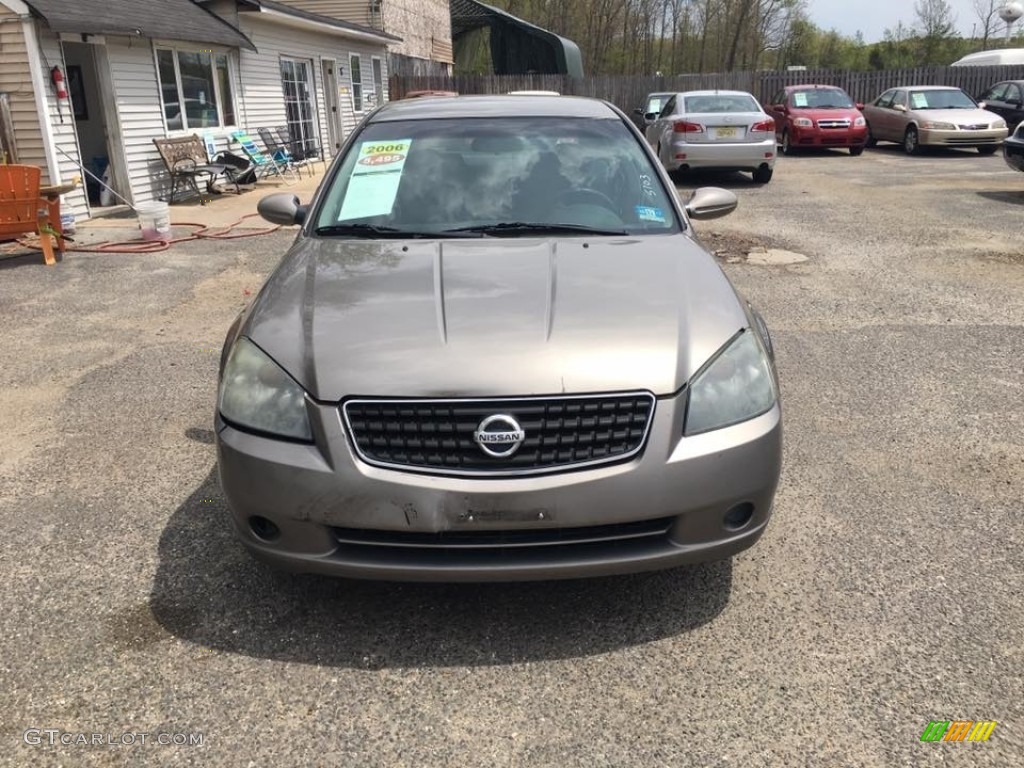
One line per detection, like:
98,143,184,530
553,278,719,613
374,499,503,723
781,130,795,155
903,126,921,155
850,145,865,156
752,166,773,184
865,126,877,148
977,145,999,155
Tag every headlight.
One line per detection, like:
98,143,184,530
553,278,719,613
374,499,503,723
993,119,1007,129
684,330,777,436
793,117,813,127
854,116,866,127
218,337,312,440
921,121,955,130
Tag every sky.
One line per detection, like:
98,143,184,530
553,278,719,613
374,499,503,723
808,0,1023,43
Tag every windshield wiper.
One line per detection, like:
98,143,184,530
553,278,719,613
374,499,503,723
442,222,629,237
315,224,479,239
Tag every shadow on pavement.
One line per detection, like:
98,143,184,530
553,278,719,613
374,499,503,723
150,465,733,669
977,189,1024,206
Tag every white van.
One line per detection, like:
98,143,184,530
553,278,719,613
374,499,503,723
951,48,1024,66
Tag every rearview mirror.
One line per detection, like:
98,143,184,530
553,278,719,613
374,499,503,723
258,193,307,226
685,187,738,221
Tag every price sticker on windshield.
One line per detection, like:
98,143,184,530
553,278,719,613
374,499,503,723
339,139,413,220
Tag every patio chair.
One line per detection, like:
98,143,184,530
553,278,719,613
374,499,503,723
257,127,309,178
230,131,295,184
0,165,62,265
274,126,325,174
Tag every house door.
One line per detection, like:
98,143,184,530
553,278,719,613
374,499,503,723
321,59,342,153
280,58,320,156
61,41,130,208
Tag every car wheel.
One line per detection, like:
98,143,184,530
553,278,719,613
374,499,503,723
903,126,921,155
850,145,865,156
977,145,999,155
865,126,877,148
781,130,795,155
752,166,773,184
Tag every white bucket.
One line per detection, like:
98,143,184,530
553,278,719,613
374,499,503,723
137,202,171,241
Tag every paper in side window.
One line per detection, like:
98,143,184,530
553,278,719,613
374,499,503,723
338,140,413,221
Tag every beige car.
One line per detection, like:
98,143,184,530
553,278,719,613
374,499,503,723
863,85,1007,155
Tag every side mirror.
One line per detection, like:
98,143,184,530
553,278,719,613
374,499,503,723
773,104,786,112
978,100,987,109
894,103,907,112
685,187,738,221
855,102,864,111
257,193,307,226
644,112,658,121
633,107,644,116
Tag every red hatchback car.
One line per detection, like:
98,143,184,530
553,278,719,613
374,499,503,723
766,85,868,155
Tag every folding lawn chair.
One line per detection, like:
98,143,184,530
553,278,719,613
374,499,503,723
257,127,309,178
274,126,325,174
230,131,296,184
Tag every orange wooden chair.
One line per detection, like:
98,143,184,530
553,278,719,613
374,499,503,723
0,165,63,265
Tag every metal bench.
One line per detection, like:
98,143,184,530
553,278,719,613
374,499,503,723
152,135,241,204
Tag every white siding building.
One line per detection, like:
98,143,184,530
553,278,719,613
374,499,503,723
0,0,398,221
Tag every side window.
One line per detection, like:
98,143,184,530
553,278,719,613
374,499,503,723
985,83,1009,102
1007,84,1022,104
892,90,908,108
875,90,894,109
771,91,784,106
658,96,676,118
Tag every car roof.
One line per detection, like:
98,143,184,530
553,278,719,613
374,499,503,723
677,90,756,97
893,85,967,91
370,95,619,122
784,84,847,91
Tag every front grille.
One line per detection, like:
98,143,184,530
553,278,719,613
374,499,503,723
958,124,988,130
342,393,656,476
817,119,851,129
332,516,674,551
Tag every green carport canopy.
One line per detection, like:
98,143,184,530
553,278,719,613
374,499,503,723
450,0,584,77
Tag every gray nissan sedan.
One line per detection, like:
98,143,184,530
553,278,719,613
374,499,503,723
216,95,782,582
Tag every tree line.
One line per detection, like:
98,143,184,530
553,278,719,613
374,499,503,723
462,0,1023,74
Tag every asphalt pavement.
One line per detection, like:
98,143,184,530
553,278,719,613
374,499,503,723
0,144,1021,766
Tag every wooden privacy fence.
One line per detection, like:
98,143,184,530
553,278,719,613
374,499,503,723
390,66,1024,114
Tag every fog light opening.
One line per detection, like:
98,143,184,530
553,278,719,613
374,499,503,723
249,515,281,542
723,502,755,531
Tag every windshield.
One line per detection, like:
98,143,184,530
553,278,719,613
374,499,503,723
684,94,759,113
314,116,680,237
790,88,854,109
909,89,977,110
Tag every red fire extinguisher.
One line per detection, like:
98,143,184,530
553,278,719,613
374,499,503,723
51,66,68,100
51,65,67,122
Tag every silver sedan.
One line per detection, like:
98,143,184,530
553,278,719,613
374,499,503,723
217,95,783,582
646,90,777,183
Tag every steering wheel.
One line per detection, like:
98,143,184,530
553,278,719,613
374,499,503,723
556,188,619,211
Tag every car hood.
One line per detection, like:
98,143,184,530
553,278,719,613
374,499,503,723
909,107,1001,124
242,236,748,400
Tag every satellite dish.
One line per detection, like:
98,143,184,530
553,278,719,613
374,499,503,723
1000,2,1024,24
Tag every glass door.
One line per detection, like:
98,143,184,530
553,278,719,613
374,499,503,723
280,58,318,155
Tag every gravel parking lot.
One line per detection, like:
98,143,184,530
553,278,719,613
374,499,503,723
1,145,1021,766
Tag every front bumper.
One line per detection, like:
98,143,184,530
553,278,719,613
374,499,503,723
919,127,1007,147
216,392,782,582
789,126,867,148
666,138,776,172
